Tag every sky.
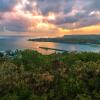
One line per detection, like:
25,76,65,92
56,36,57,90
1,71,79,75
0,0,100,36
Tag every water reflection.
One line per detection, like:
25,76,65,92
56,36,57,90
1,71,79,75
0,36,100,54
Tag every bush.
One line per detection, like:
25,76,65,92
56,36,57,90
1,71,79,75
0,50,100,100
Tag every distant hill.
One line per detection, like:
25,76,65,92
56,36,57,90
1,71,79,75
63,35,100,39
29,35,100,44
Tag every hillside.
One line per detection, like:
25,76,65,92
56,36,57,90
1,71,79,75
0,50,100,100
29,35,100,44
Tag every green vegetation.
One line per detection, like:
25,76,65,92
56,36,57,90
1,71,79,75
0,50,100,100
29,35,100,44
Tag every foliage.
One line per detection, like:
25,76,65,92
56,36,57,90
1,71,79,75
0,50,100,100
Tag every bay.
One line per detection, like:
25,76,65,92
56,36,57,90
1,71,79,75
0,35,100,54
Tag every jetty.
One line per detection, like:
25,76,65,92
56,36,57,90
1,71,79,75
39,47,68,52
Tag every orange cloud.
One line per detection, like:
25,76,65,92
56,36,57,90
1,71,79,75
0,0,100,36
58,24,100,35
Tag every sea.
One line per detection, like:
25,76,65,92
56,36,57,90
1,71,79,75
0,35,100,54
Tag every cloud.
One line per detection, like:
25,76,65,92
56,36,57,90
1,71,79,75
53,16,78,25
0,0,100,34
4,19,29,32
85,0,100,11
37,0,74,15
0,0,19,12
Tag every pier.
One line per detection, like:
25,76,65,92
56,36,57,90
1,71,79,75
39,47,68,52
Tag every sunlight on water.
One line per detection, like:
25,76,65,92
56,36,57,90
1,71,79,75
0,36,100,54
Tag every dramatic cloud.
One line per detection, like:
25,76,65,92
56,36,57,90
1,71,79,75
37,0,74,15
0,0,100,35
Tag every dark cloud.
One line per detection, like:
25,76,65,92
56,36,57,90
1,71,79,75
78,17,100,28
93,0,100,10
37,0,75,15
88,0,100,11
53,0,100,28
0,0,18,12
53,16,78,25
0,0,100,32
2,18,30,32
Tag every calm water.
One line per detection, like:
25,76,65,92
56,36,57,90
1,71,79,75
0,36,100,54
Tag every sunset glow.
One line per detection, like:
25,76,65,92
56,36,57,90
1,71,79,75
0,0,100,36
